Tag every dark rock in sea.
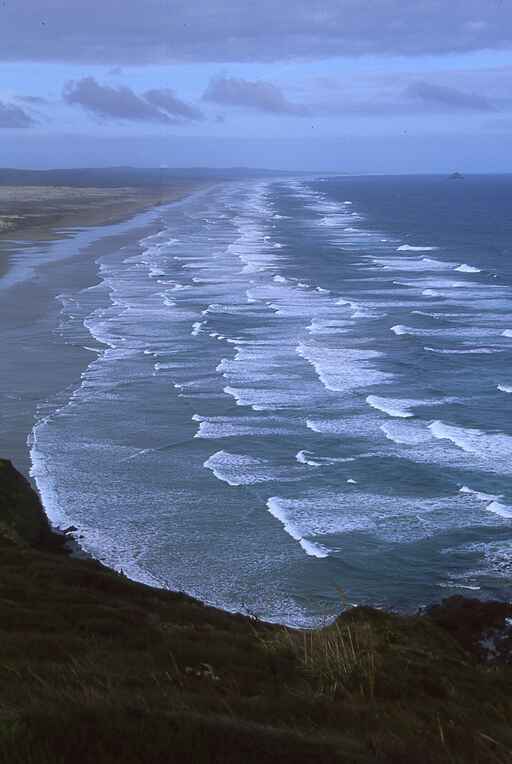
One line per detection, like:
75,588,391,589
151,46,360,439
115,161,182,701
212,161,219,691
448,172,464,180
428,596,512,664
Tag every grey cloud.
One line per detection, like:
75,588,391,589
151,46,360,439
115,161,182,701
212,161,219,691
295,70,503,117
2,2,512,63
405,81,495,111
63,77,203,124
203,76,309,115
0,101,35,127
144,89,204,121
202,72,499,118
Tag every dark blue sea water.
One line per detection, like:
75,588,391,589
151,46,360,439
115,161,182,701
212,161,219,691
29,176,512,625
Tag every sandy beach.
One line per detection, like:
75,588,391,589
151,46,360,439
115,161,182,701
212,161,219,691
0,183,196,234
0,180,206,477
0,182,199,275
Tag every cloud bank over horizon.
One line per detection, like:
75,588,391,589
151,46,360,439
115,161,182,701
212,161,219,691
1,0,512,170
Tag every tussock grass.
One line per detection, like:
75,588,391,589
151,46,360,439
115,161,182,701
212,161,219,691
300,621,377,699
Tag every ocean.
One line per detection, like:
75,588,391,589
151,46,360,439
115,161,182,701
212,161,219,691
7,175,512,625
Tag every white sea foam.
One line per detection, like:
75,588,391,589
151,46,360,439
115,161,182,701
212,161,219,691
459,487,512,519
429,421,512,472
380,421,433,445
295,449,354,467
397,245,439,252
392,324,496,340
497,384,512,393
266,497,329,557
372,256,450,272
424,346,504,355
366,395,414,418
268,489,486,546
204,450,285,485
306,415,381,439
486,501,512,518
296,450,323,467
459,486,498,502
194,414,289,439
390,325,410,335
502,329,512,337
223,385,302,411
455,264,481,273
307,318,351,335
297,344,392,392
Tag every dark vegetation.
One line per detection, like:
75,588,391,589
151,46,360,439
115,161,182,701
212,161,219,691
0,458,511,763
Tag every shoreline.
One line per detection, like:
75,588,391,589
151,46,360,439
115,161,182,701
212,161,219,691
0,182,221,584
0,182,210,473
0,182,209,283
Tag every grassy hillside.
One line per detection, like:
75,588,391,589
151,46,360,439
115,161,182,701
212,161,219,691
0,458,511,763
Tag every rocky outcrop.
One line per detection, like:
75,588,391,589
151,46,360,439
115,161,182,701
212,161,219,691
0,458,59,547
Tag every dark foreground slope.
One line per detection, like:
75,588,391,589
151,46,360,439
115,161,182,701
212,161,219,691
0,458,511,763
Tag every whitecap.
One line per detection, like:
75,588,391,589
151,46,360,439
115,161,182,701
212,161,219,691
266,497,329,558
397,245,439,252
424,346,504,355
390,324,409,335
204,450,292,486
366,395,412,418
455,264,481,273
380,421,433,445
459,486,498,502
429,421,512,473
487,501,512,518
297,344,393,392
296,450,322,467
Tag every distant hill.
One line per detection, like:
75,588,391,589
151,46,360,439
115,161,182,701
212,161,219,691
0,166,298,188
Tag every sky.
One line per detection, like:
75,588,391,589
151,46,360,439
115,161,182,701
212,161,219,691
2,1,512,172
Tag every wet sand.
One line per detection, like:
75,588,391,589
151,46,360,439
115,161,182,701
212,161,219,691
0,183,207,477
